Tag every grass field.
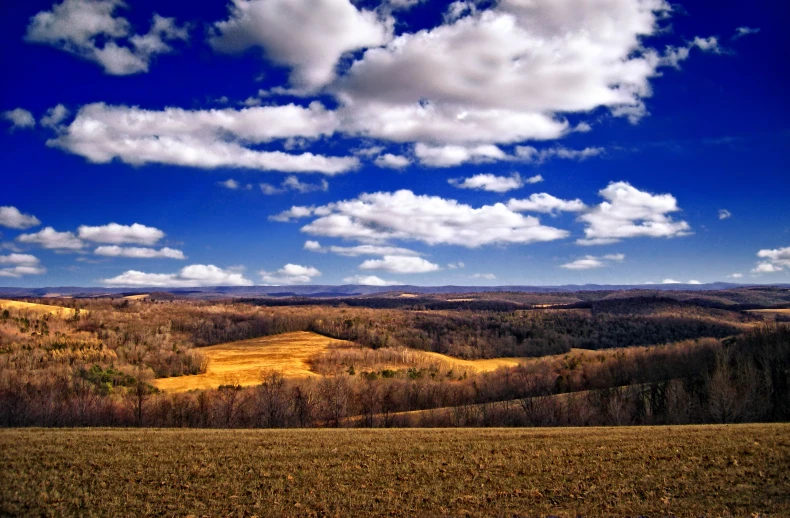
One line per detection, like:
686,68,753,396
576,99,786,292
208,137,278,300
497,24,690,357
153,331,354,392
153,331,526,392
1,424,787,517
0,298,76,318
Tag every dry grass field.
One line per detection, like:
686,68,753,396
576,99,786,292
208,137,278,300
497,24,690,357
153,331,354,392
0,298,76,318
419,350,523,372
123,294,150,300
1,424,787,517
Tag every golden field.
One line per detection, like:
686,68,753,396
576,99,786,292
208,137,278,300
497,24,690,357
1,424,787,517
153,331,526,392
153,331,353,392
0,299,76,318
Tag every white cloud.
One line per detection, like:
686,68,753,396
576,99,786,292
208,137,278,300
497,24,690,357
472,273,496,280
25,0,189,75
447,261,465,269
374,153,410,169
560,253,624,270
718,209,732,220
337,0,679,145
260,176,329,195
662,279,681,284
728,273,743,279
449,173,524,193
78,223,164,245
48,102,357,175
0,254,45,277
303,241,421,257
753,246,790,273
359,255,440,274
733,27,760,40
209,0,393,90
220,179,240,190
688,280,702,285
283,190,568,248
94,246,185,259
342,275,403,286
525,175,544,184
3,108,36,130
661,36,725,69
41,104,70,129
414,143,507,167
515,146,605,164
0,206,41,229
17,227,84,250
103,264,253,287
577,181,691,245
507,193,587,214
0,253,41,266
260,263,321,284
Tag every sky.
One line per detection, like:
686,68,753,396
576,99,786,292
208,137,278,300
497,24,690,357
1,0,788,288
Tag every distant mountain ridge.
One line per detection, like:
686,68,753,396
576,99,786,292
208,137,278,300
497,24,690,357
1,282,788,298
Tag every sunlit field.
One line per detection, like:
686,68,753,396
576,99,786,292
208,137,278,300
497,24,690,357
0,298,76,318
1,424,787,517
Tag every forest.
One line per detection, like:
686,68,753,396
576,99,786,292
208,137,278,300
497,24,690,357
0,287,788,428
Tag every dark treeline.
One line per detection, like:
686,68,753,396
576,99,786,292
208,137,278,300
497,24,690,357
2,324,787,428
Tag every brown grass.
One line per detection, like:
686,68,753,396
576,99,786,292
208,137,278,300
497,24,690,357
0,299,76,318
1,424,787,517
123,294,150,300
153,331,353,392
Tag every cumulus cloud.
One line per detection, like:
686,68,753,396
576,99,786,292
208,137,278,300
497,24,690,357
359,255,440,274
449,173,524,193
94,246,185,259
507,193,587,214
103,264,253,287
219,179,241,189
0,206,41,229
337,0,684,145
753,246,790,274
17,227,84,250
577,181,691,245
374,153,410,169
259,263,321,284
209,0,392,89
277,190,568,248
728,273,743,279
78,223,164,245
515,146,605,164
343,275,403,286
40,104,70,129
733,27,760,40
447,261,465,269
3,109,36,130
560,253,624,270
25,0,189,75
48,102,358,175
413,143,506,167
718,209,732,220
0,254,46,277
661,36,725,69
304,241,420,257
260,176,329,195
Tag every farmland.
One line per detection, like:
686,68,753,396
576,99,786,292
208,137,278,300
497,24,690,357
153,332,353,392
0,298,76,318
1,424,788,517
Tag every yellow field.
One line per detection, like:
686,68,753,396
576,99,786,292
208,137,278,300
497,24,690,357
419,351,522,373
123,294,149,300
153,331,354,392
0,299,76,318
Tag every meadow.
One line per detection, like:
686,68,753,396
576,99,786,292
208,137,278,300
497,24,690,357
1,424,787,517
0,298,76,318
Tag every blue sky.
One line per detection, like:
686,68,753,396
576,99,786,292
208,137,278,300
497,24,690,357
1,0,788,288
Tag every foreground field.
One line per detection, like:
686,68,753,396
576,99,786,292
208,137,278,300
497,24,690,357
1,425,787,517
153,331,353,392
0,298,75,318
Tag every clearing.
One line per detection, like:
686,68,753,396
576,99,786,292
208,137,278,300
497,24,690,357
153,331,353,392
0,299,76,318
1,424,787,517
